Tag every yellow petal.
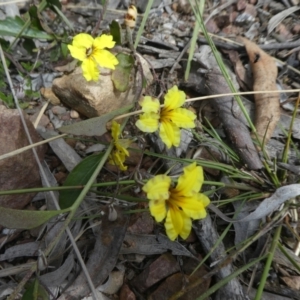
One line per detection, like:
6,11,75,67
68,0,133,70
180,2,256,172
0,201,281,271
171,195,209,220
93,49,119,69
175,163,204,196
136,113,159,133
118,139,132,151
165,205,192,240
143,175,171,201
115,143,129,157
81,58,99,81
159,120,180,148
196,192,210,208
109,150,127,171
72,33,94,49
93,34,116,49
163,86,186,111
162,108,196,128
149,199,167,222
111,121,120,141
68,44,86,61
139,96,160,113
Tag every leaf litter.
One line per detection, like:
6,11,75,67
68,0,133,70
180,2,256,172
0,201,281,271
2,0,300,299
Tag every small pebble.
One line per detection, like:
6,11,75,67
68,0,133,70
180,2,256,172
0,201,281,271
52,106,67,115
60,113,71,121
70,110,80,119
75,142,86,150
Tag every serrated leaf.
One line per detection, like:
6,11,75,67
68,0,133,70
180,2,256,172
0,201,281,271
0,207,67,229
59,104,133,136
59,153,104,209
112,53,135,92
0,17,53,40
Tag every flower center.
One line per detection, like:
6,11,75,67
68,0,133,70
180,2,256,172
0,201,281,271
86,47,93,57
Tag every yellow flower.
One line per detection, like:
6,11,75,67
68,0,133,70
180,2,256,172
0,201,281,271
68,33,119,81
108,121,132,171
143,162,210,241
135,86,196,148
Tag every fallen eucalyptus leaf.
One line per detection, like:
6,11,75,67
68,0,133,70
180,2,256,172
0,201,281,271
209,184,300,223
0,242,39,261
268,6,300,35
58,104,133,136
121,233,197,259
40,253,74,287
0,207,68,229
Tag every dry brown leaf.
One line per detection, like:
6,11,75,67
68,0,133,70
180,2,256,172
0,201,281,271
239,37,280,147
281,276,300,290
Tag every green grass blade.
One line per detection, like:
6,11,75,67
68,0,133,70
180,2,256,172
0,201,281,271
134,0,154,49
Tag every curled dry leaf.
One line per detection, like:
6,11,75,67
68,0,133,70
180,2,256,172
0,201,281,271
240,37,280,147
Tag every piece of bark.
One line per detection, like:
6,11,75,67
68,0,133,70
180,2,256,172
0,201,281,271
204,67,263,170
223,49,252,91
239,37,280,147
194,215,250,300
130,253,180,293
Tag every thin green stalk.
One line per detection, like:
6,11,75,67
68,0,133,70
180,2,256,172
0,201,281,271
278,242,300,273
254,224,282,300
0,180,135,195
280,95,300,180
134,0,154,49
184,1,203,80
52,5,74,31
0,179,259,196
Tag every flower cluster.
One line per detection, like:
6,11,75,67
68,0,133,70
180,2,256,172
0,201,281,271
108,121,132,171
143,162,210,240
136,86,196,149
67,32,209,239
68,33,118,81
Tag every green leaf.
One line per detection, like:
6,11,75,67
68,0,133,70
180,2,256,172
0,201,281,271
59,153,104,209
109,20,123,45
59,104,134,136
0,91,14,108
0,207,68,229
46,0,62,10
112,53,135,92
0,17,53,40
60,42,69,58
22,38,36,55
22,279,49,300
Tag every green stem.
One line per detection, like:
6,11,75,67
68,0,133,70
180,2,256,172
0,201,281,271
184,1,203,81
254,224,282,300
134,0,154,49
